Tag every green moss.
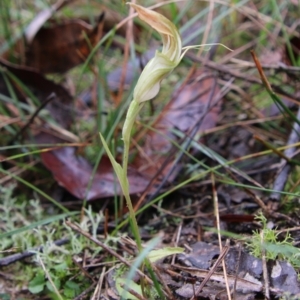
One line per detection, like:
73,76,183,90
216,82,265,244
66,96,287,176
0,185,106,298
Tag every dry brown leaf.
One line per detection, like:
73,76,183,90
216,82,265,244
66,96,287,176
24,16,104,73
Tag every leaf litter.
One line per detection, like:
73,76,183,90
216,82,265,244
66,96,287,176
0,0,300,299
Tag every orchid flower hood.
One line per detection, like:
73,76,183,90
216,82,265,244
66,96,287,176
128,3,182,102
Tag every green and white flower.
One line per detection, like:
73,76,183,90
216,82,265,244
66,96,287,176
129,3,182,102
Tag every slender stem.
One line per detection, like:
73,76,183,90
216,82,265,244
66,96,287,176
124,192,142,250
121,99,143,251
122,100,143,176
122,138,130,180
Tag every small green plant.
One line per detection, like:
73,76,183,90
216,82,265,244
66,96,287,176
246,212,300,268
99,3,230,251
99,3,186,251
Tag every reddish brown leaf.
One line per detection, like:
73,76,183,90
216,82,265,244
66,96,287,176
40,146,151,200
24,17,104,74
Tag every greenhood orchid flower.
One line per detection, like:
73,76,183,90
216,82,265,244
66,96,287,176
100,3,231,256
100,4,184,251
128,3,182,103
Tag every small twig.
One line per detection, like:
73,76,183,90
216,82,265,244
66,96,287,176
65,221,153,285
277,226,300,234
91,267,106,300
212,173,232,300
171,222,182,265
228,57,300,74
190,246,229,300
260,231,270,300
38,254,63,300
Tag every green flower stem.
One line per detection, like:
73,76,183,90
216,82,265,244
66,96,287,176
122,180,142,250
99,130,142,251
100,99,144,251
122,99,143,177
122,99,144,251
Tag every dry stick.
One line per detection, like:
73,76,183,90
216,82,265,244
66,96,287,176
270,106,300,201
65,221,153,285
189,246,230,300
91,266,106,300
227,58,300,74
38,254,63,300
171,222,182,265
151,203,215,219
218,39,258,65
277,226,300,234
201,116,283,140
211,173,232,300
260,231,270,300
